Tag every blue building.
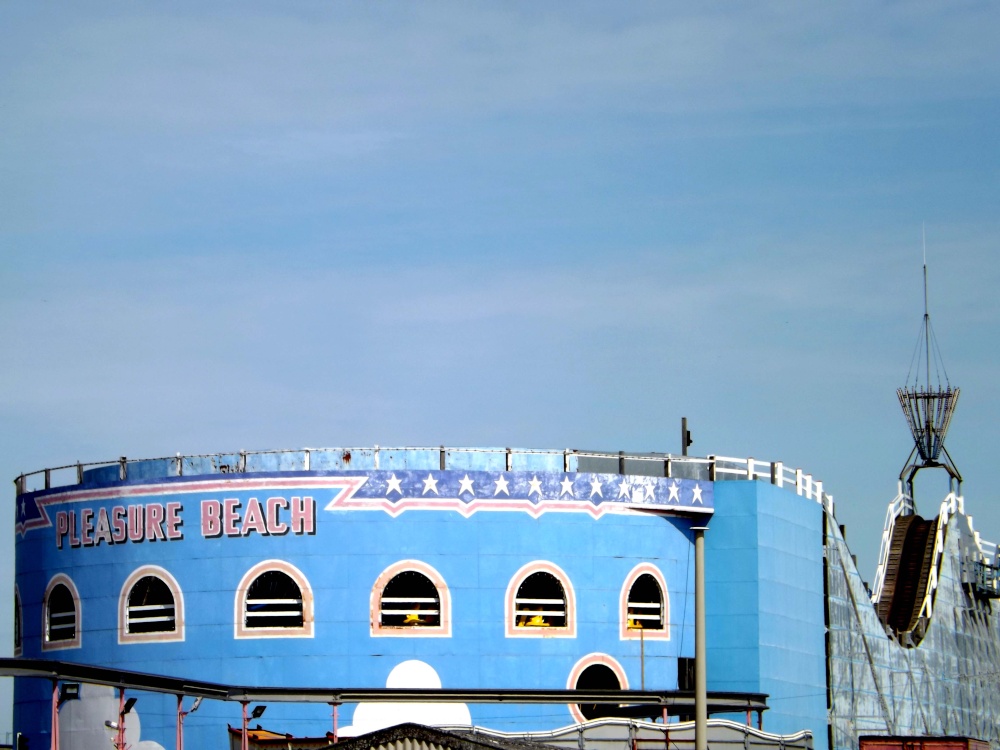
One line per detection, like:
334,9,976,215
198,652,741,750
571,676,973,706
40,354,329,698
10,446,995,750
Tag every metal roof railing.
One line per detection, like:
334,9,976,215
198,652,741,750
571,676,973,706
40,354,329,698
13,446,835,512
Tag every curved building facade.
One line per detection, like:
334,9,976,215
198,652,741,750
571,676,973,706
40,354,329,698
10,446,1000,750
13,448,713,750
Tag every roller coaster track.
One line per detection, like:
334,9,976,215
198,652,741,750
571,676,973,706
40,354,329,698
876,514,939,636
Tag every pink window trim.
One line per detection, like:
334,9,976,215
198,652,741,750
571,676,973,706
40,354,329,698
41,573,81,652
619,562,670,641
505,560,576,639
118,565,185,645
566,653,629,724
234,559,314,639
370,560,452,638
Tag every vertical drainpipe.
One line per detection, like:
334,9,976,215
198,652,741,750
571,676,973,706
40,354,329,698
822,510,834,750
50,680,59,750
693,525,708,750
116,689,126,750
176,696,183,750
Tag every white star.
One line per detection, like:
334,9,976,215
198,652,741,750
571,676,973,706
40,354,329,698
692,484,704,504
458,474,476,497
560,476,575,497
494,475,510,496
668,481,680,502
422,474,439,495
589,477,603,498
645,484,657,502
385,474,403,496
618,479,631,499
19,499,26,517
528,476,543,498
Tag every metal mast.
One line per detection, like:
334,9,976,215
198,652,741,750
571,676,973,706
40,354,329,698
897,233,961,498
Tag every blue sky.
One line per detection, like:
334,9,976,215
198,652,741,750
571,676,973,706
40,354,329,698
2,2,999,736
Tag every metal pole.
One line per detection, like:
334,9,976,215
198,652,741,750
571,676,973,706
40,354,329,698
176,696,182,750
693,526,708,750
640,627,645,690
50,681,59,750
117,689,126,750
241,701,249,750
331,702,339,743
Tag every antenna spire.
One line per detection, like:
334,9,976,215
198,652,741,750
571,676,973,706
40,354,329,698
923,225,930,391
897,229,961,498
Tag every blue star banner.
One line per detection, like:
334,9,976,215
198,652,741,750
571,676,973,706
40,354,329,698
324,470,713,519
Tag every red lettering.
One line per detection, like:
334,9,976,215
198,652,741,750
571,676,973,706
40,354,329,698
68,511,80,548
55,503,188,548
80,508,94,546
266,497,288,535
127,505,144,542
56,511,69,550
111,506,127,543
223,498,241,536
290,496,314,535
241,498,267,536
201,500,222,537
93,508,113,546
146,503,165,541
165,502,183,540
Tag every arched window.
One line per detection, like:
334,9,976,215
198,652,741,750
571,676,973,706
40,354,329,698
567,654,629,723
505,561,576,638
619,563,669,641
371,561,451,637
119,566,184,644
516,572,566,627
247,572,302,628
42,574,81,651
14,586,22,656
235,561,313,639
382,572,439,626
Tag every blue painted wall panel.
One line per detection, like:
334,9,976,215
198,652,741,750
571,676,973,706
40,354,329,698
444,450,508,471
15,465,705,750
377,449,437,469
127,458,178,480
707,481,827,750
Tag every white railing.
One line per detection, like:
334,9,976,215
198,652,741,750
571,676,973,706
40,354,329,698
706,454,832,512
14,445,833,515
869,488,999,624
870,490,916,604
914,493,959,622
29,445,1000,612
979,539,998,566
12,446,836,508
